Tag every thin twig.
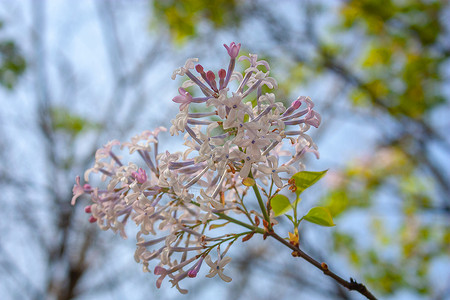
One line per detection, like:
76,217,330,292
268,231,378,300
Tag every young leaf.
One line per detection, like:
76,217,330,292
285,214,294,223
302,207,335,227
271,194,291,216
292,170,328,195
209,222,229,230
271,194,300,217
50,106,99,136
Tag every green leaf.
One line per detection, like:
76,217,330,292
151,0,241,43
271,194,300,217
0,40,27,90
285,214,294,223
302,207,335,227
292,170,328,196
271,194,290,216
50,107,99,136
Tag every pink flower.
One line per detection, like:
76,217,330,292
223,42,241,59
84,205,92,213
172,87,193,110
71,176,85,205
291,99,302,109
132,168,148,184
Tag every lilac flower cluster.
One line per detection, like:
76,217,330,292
72,43,321,293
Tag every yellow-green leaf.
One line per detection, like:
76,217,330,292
271,194,300,217
209,222,229,230
292,170,328,196
302,207,335,227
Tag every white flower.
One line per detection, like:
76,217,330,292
235,126,273,157
171,58,198,79
133,204,156,234
257,156,290,188
259,92,276,105
239,53,270,70
73,43,322,295
121,131,153,153
232,149,264,179
95,140,120,160
206,88,228,118
198,189,224,210
205,255,232,282
170,108,189,136
222,93,249,129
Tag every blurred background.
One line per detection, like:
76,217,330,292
0,0,449,299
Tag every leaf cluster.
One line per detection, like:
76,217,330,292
271,170,335,228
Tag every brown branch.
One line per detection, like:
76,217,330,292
268,231,378,300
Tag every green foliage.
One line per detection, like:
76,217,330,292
340,0,445,118
325,146,448,295
51,107,99,136
274,170,332,229
271,194,300,217
292,170,328,196
333,219,447,295
151,0,241,43
0,21,26,90
302,206,335,227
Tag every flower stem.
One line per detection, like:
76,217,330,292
248,172,271,227
215,212,264,234
268,231,378,300
213,205,376,299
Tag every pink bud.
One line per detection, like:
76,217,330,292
206,70,216,81
218,69,226,79
223,42,241,59
195,64,204,73
291,99,301,110
89,216,97,223
187,269,198,278
84,205,92,213
187,257,203,278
